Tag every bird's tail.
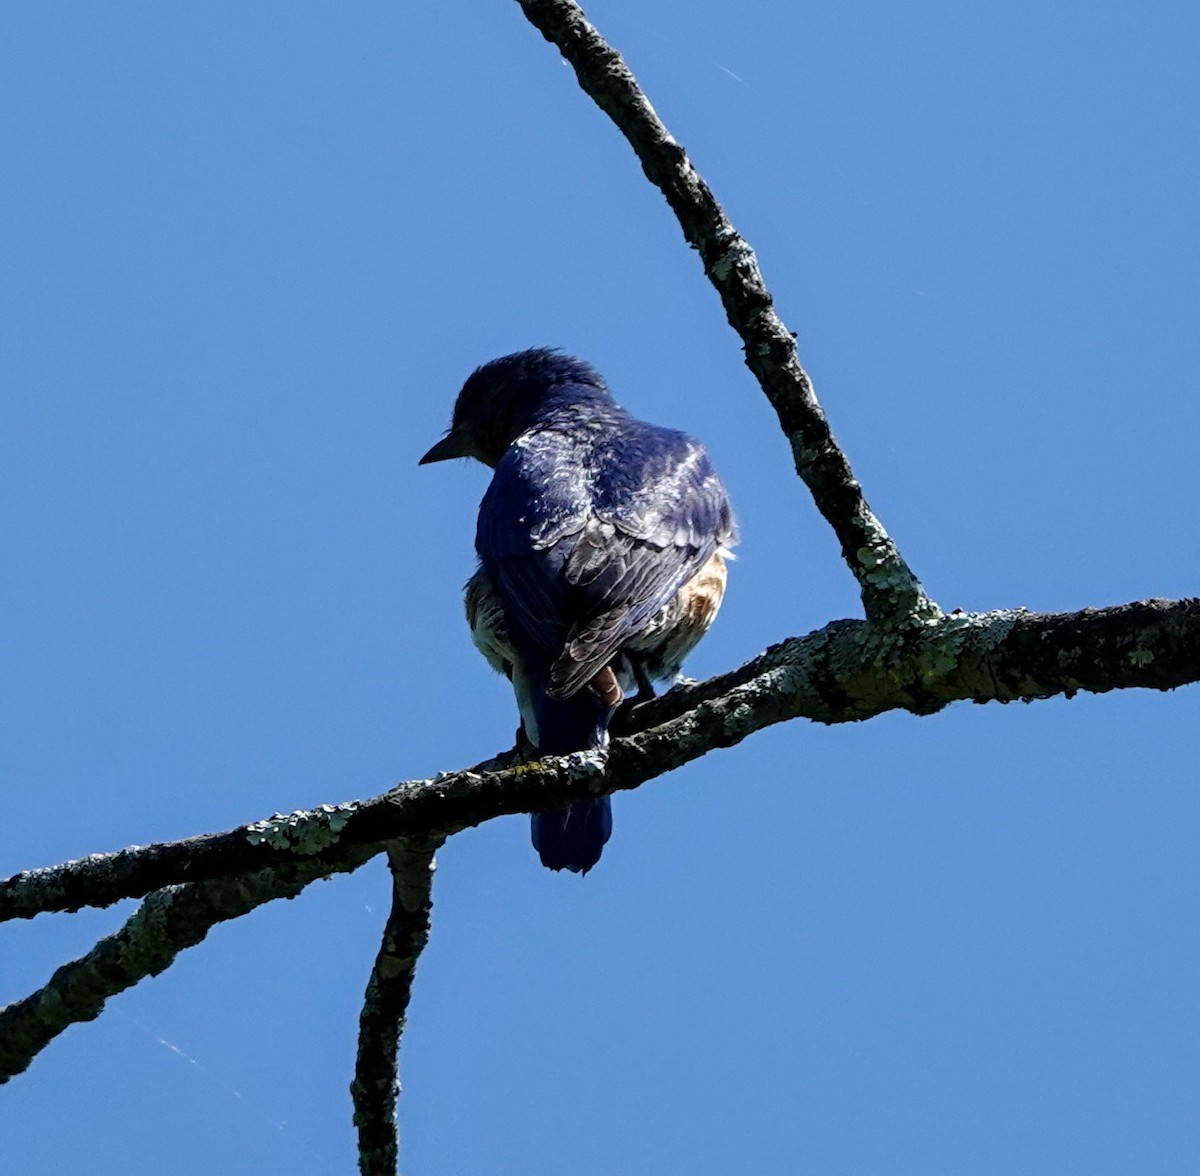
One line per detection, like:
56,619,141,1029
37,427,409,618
528,685,617,874
531,794,612,874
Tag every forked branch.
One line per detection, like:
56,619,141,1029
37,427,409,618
4,599,1197,931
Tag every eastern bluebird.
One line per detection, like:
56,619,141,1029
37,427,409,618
421,349,736,873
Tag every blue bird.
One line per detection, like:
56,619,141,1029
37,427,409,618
421,349,736,873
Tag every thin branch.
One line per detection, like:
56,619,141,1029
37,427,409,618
352,838,441,1176
514,0,936,624
0,845,377,1083
4,597,1197,925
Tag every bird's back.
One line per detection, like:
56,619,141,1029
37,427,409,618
477,398,733,695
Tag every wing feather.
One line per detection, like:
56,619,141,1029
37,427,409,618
475,411,735,695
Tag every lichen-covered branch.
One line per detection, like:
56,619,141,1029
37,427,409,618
352,839,441,1176
513,0,935,624
4,596,1197,927
0,846,377,1083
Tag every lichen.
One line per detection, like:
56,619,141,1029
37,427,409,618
914,608,1026,683
722,701,755,737
562,748,608,776
245,803,359,855
710,238,753,282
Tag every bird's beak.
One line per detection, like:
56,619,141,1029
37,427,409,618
419,430,471,465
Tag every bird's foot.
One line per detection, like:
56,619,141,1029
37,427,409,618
665,674,698,692
630,657,657,704
514,722,536,760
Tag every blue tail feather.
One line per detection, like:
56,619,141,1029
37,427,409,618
532,796,612,874
528,687,615,873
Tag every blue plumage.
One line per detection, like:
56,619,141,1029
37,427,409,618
422,349,735,873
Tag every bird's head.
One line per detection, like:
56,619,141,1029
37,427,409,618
419,348,610,468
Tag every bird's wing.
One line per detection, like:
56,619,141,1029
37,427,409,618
548,426,734,697
475,427,589,660
477,418,733,696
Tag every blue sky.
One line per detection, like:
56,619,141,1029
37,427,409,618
3,2,1199,1172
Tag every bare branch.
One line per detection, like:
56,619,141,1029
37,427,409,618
4,597,1197,926
514,0,935,623
352,839,441,1176
0,846,377,1083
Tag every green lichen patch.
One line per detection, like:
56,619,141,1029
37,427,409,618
245,803,359,855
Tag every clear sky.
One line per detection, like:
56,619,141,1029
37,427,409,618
3,2,1199,1173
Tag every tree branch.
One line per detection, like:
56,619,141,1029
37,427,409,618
352,838,441,1176
4,597,1196,926
514,0,935,624
0,845,377,1083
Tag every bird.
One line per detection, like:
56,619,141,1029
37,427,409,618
420,348,735,873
